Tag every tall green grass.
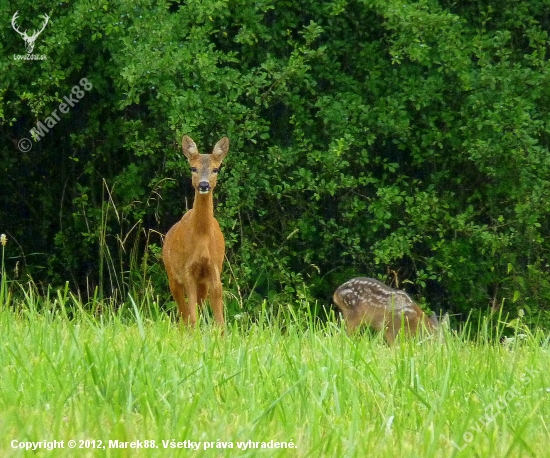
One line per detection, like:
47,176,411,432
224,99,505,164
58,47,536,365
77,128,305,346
0,285,548,457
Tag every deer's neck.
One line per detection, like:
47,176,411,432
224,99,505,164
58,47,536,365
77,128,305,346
190,191,215,229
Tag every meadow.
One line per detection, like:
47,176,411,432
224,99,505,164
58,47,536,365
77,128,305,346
0,284,548,458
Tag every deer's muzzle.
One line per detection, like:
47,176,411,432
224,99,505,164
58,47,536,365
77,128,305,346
198,181,211,194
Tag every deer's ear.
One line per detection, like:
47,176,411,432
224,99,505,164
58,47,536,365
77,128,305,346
182,135,198,160
212,137,229,162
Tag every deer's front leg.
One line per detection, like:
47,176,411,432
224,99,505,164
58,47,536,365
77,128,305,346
209,278,224,327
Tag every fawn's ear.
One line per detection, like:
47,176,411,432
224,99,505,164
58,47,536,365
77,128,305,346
212,137,229,162
182,135,199,160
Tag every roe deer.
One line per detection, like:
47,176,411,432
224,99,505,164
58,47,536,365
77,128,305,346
163,135,229,327
333,277,444,343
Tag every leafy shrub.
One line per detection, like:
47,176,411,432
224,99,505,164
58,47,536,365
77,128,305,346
1,0,549,326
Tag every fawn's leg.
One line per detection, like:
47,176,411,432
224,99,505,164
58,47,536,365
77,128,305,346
344,310,364,335
384,316,401,344
384,327,397,344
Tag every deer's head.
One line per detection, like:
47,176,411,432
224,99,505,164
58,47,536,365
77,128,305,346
182,136,229,195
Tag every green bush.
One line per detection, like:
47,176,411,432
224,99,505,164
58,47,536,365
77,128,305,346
1,0,549,326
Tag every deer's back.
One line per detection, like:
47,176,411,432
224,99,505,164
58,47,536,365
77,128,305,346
333,277,416,313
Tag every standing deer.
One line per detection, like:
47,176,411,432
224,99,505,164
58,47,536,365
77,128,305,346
163,135,229,327
333,277,444,343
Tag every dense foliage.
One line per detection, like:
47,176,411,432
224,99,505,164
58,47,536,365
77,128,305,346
1,0,549,325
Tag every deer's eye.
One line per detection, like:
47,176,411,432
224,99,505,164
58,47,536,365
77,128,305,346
212,168,219,174
190,167,197,173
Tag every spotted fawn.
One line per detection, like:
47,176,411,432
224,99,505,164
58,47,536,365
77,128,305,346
333,277,445,343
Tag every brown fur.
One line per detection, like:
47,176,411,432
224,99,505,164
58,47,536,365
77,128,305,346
333,277,441,343
162,136,229,327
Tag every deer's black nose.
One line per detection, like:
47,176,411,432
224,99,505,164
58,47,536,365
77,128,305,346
198,181,210,194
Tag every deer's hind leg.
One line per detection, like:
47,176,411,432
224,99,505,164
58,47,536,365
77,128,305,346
197,283,208,307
